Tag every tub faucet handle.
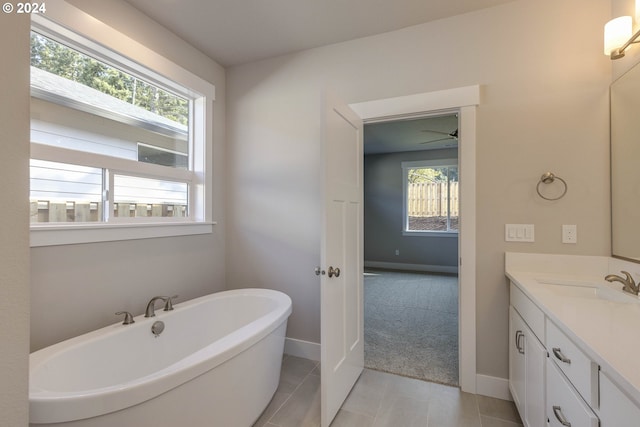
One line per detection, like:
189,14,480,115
164,295,179,311
115,311,135,325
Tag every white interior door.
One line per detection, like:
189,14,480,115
320,92,364,427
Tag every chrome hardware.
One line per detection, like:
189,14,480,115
515,330,525,354
328,266,340,278
145,296,168,317
605,270,639,295
536,172,568,201
552,348,571,364
315,267,324,276
164,295,179,311
151,321,165,337
552,405,571,427
115,311,135,325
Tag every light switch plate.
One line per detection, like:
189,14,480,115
505,224,535,242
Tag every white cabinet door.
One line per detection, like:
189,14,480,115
524,325,546,427
599,371,640,427
509,306,526,418
510,306,546,427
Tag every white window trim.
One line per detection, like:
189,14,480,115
30,6,215,247
401,159,459,237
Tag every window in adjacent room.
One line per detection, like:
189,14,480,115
402,161,459,235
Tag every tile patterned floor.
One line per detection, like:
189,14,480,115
254,355,523,427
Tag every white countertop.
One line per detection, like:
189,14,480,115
505,252,640,407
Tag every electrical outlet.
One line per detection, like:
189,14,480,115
562,225,577,244
395,249,400,256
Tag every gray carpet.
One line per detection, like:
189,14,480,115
364,269,459,386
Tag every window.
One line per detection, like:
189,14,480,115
402,160,459,235
30,15,214,246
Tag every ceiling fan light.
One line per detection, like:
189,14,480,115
604,16,632,56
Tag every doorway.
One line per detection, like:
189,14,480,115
362,113,460,386
349,85,478,393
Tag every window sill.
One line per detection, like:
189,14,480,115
402,230,459,237
30,221,216,247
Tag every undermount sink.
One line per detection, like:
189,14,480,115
535,277,640,304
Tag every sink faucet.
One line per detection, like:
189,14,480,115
145,296,168,317
605,271,639,295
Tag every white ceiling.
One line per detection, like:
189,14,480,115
364,114,458,155
124,0,515,67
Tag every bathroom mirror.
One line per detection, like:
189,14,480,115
611,60,640,262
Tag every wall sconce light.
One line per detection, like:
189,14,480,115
605,13,640,59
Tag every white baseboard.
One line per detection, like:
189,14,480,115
284,337,321,361
476,374,512,401
364,261,458,274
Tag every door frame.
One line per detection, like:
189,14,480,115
350,85,479,393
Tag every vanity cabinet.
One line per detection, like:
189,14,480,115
509,285,546,427
506,253,640,427
509,279,640,427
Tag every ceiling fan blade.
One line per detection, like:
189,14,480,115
421,129,451,136
422,128,458,140
419,137,451,144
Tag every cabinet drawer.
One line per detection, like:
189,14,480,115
547,359,598,427
510,282,545,342
546,320,598,406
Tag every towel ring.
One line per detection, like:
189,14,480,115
536,172,567,201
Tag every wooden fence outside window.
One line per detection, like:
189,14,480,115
30,201,187,223
407,181,459,218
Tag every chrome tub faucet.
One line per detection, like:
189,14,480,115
605,271,639,295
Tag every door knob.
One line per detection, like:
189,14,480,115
328,266,341,278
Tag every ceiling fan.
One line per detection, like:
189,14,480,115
419,128,458,144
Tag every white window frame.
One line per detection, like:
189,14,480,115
401,159,459,237
30,9,215,247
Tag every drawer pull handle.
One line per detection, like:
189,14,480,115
552,405,571,427
552,347,571,364
515,330,525,354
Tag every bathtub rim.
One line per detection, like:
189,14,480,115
29,288,292,424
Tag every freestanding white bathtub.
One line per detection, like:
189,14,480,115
29,289,292,426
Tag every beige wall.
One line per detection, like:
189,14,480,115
0,11,30,426
30,0,228,351
226,0,612,380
